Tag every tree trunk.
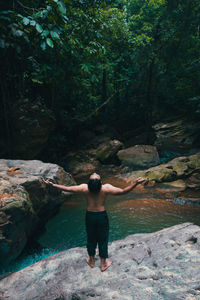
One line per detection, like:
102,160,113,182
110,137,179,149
145,58,154,144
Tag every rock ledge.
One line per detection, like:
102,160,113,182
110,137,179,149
0,223,200,300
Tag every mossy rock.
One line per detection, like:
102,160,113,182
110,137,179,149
145,166,176,182
119,151,200,185
96,139,123,164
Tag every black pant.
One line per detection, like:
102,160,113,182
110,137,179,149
85,210,109,259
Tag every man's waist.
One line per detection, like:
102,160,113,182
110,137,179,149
86,210,107,214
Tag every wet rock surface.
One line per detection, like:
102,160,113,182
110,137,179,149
95,139,123,164
117,145,160,169
0,159,75,266
119,152,200,186
117,152,200,206
0,223,200,299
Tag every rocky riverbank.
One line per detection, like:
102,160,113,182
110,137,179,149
118,151,200,199
0,222,200,299
0,159,75,267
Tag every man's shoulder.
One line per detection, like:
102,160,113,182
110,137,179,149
78,183,88,192
101,183,114,192
102,183,114,187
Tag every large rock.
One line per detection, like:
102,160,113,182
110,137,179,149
0,223,200,299
64,138,123,176
63,150,100,177
0,159,75,266
119,152,200,186
95,139,123,163
67,160,98,177
117,145,160,169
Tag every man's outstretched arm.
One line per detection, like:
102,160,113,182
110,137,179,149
42,179,87,193
104,177,146,195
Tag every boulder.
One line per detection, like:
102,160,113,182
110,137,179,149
0,159,75,266
96,139,123,163
64,150,100,177
0,223,200,299
64,138,123,175
117,145,160,169
67,160,98,177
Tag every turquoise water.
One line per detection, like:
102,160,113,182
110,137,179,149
1,184,200,276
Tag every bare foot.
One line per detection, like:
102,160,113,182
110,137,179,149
86,257,95,268
101,258,112,272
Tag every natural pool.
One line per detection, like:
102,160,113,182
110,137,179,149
1,177,200,276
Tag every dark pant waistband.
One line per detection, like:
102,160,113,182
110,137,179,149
86,210,107,215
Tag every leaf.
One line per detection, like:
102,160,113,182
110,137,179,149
34,11,43,18
22,17,30,25
42,30,50,37
36,23,43,33
57,1,66,15
50,31,60,40
63,16,69,22
30,20,36,26
81,64,90,73
14,29,24,37
47,5,52,11
31,78,43,84
17,14,24,18
40,41,46,50
46,38,54,48
1,10,12,14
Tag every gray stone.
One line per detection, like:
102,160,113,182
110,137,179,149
96,139,123,163
0,223,200,300
0,159,75,266
117,145,160,169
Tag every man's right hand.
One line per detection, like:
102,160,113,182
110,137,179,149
136,177,147,184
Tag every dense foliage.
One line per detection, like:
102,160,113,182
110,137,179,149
0,0,200,159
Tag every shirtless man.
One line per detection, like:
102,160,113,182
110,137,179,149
43,173,146,272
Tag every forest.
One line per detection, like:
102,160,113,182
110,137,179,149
0,0,200,162
1,1,200,289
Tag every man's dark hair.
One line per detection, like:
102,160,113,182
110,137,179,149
88,178,102,193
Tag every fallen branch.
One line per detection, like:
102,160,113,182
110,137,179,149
82,91,117,122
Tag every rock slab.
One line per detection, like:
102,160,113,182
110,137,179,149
0,223,200,300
